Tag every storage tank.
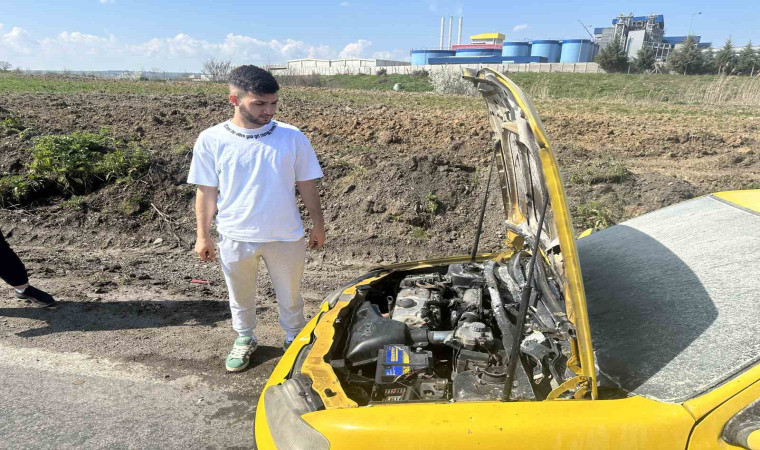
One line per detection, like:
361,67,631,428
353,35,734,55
530,40,561,63
410,49,455,65
453,44,502,57
502,41,531,57
560,39,594,63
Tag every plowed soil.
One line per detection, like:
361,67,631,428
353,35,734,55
1,83,758,445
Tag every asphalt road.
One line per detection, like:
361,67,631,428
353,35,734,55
0,344,255,449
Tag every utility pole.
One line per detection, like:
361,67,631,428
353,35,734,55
688,12,702,37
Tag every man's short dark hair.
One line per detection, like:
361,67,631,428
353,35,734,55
228,65,279,94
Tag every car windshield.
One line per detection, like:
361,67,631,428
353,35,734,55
577,195,760,403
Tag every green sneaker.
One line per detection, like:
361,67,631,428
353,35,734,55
225,336,256,372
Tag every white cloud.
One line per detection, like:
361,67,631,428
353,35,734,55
0,27,405,70
99,0,114,4
512,24,529,32
339,39,372,58
0,27,35,55
340,1,349,6
372,49,410,62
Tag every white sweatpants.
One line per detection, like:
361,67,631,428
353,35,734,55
218,235,307,341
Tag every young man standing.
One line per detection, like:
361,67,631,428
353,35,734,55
188,65,324,372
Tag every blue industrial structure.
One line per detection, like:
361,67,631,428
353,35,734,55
530,40,562,63
502,42,532,57
410,49,455,65
454,47,503,57
560,39,595,63
428,55,547,65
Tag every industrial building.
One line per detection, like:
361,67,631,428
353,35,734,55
410,13,714,67
411,17,596,66
594,14,711,60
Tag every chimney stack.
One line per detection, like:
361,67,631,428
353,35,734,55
448,16,453,49
440,17,445,49
458,17,463,44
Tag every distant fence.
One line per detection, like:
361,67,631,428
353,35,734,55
271,62,604,76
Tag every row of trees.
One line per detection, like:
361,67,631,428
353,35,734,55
597,36,760,75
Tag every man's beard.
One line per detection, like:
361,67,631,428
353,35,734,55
239,105,272,127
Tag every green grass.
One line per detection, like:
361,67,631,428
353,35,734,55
0,128,151,206
574,201,615,231
320,74,433,92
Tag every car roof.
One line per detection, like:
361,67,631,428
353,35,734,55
577,194,760,403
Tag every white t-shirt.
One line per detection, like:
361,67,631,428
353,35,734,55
187,119,323,242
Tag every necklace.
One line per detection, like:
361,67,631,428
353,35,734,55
223,121,277,140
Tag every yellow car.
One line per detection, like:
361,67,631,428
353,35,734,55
255,69,760,450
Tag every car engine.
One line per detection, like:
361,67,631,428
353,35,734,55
330,256,576,405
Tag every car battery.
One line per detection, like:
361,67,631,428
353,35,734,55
374,344,433,387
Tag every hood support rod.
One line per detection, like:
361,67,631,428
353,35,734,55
470,144,498,261
503,190,550,401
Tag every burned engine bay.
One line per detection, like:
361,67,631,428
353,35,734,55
326,256,578,405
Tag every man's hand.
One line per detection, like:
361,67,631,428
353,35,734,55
195,236,217,261
308,224,325,250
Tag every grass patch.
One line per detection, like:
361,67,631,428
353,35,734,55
0,128,151,207
411,226,429,240
424,192,443,215
575,201,615,231
568,158,632,185
1,116,26,135
29,129,150,193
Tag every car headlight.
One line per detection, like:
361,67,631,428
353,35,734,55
264,377,329,450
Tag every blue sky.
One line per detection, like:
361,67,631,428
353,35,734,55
1,0,757,71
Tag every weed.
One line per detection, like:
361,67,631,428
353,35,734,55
122,193,149,215
568,158,632,185
411,226,429,240
62,195,87,210
0,175,41,206
29,129,151,194
172,143,192,156
1,116,26,135
425,192,443,215
575,201,614,230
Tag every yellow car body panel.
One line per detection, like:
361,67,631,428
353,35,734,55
255,301,329,450
301,396,694,450
713,189,760,213
687,376,760,450
684,362,760,420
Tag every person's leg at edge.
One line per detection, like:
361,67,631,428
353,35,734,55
0,229,29,289
218,236,262,371
261,238,307,349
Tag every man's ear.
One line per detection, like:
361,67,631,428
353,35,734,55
229,93,238,106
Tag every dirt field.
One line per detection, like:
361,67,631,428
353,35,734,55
1,79,759,446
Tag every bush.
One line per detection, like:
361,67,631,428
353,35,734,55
575,201,614,230
429,67,477,96
596,37,629,73
29,130,150,194
375,68,387,76
0,129,154,207
735,42,759,76
714,39,737,75
412,69,429,77
633,47,656,73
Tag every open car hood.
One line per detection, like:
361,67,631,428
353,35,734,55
464,68,596,397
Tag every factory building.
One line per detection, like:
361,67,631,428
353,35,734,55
411,18,597,66
594,14,711,60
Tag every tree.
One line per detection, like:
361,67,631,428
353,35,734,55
201,58,232,82
735,42,758,76
632,46,656,73
702,48,716,74
667,36,707,75
0,61,11,71
714,38,737,74
596,37,629,73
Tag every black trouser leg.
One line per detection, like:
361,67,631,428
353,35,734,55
0,229,29,287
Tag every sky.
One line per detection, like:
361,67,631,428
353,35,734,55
0,0,758,72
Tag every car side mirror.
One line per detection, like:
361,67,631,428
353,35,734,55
724,399,760,449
